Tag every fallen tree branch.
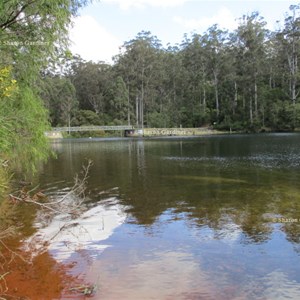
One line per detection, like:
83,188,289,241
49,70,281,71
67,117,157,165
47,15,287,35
9,194,60,213
42,160,90,206
9,159,93,216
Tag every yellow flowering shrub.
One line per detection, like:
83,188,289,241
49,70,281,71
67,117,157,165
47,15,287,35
0,66,18,99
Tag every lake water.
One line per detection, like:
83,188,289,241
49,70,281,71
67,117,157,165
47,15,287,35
31,134,300,299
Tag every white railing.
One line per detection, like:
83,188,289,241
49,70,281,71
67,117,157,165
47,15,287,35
52,125,134,132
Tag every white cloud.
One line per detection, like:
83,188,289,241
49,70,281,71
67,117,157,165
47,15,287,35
174,7,238,33
102,0,187,10
69,15,121,63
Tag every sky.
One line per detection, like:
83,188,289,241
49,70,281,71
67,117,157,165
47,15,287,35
69,0,298,63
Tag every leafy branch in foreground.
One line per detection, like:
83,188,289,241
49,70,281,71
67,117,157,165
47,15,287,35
0,0,94,189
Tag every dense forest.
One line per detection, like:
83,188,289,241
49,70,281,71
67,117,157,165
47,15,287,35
40,4,300,132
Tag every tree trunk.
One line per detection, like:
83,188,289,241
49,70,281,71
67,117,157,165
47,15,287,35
233,81,238,115
269,67,273,89
203,86,206,114
249,96,253,125
287,35,298,106
254,79,258,120
136,95,139,127
141,67,145,129
292,43,297,106
213,70,219,116
68,114,71,135
127,85,130,125
173,78,176,105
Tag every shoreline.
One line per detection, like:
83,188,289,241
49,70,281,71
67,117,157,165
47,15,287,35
45,127,300,139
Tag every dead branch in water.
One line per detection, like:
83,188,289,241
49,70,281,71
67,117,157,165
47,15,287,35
0,226,15,240
0,225,25,267
9,160,93,216
0,271,9,297
69,284,96,296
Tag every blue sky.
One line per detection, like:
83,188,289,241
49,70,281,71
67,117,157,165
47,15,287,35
69,0,298,63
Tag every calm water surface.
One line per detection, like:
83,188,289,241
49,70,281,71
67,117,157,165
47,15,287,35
33,134,300,299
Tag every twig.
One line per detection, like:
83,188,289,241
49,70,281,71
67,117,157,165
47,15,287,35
0,272,9,281
0,239,26,263
9,194,60,213
27,184,40,194
0,271,9,295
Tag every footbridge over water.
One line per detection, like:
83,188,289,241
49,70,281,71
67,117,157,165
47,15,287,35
53,125,134,132
45,125,134,138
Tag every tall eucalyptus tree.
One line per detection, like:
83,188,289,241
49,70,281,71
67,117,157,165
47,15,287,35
71,60,112,115
115,31,163,128
235,12,268,125
281,5,300,107
181,33,209,125
202,25,228,119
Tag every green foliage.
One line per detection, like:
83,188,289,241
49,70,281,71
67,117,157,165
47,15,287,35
73,109,100,125
147,112,170,128
108,76,129,122
13,86,50,171
0,167,9,201
0,0,92,197
68,130,106,138
0,0,91,81
70,60,113,114
0,68,50,172
39,76,77,126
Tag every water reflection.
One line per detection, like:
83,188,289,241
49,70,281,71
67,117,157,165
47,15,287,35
24,198,127,262
85,208,300,299
34,134,300,299
38,135,300,244
91,250,217,300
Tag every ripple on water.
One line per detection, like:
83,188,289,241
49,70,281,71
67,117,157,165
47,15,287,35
162,153,300,170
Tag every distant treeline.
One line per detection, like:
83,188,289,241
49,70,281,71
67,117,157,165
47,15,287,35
40,4,300,132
